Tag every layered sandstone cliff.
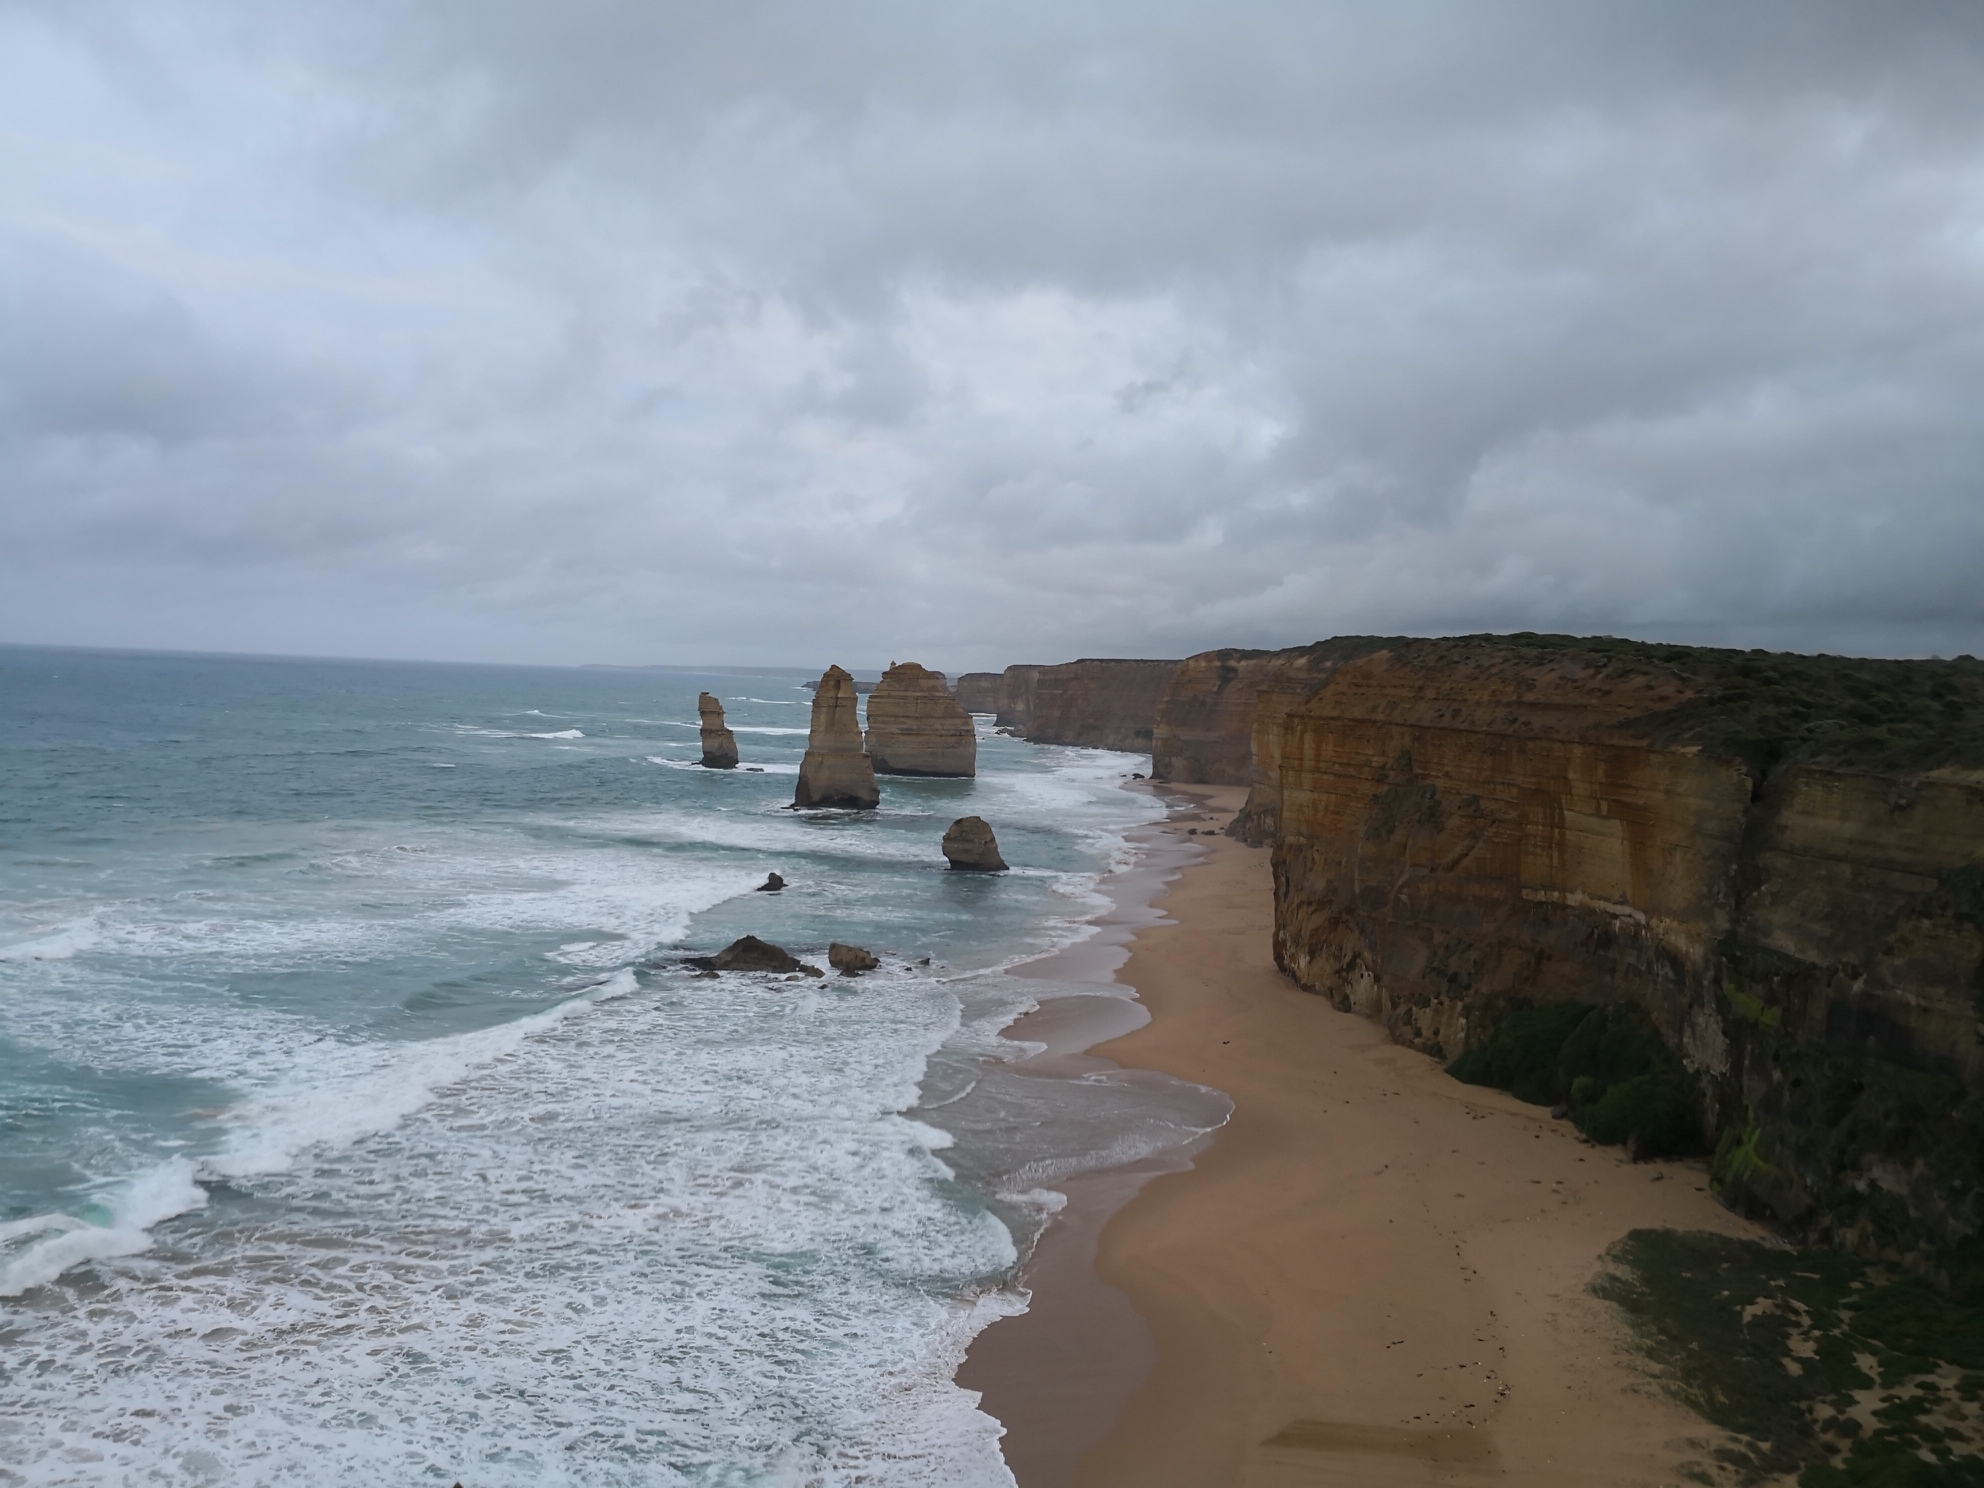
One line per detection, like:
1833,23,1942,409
697,692,739,769
794,665,880,810
865,662,976,777
994,665,1046,732
1268,637,1984,1263
1023,658,1181,752
953,673,1002,714
1152,638,1398,793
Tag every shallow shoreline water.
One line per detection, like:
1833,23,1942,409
946,792,1232,1487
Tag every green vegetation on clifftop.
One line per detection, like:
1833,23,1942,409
1456,633,1984,776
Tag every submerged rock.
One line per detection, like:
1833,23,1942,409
697,693,739,769
829,942,879,975
864,662,976,777
685,935,803,973
755,872,786,892
794,665,880,810
942,816,1008,872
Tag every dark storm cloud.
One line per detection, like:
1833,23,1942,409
2,0,1981,666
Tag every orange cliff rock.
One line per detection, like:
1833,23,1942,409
865,662,976,777
794,665,880,810
1023,658,1180,753
1151,639,1398,795
1265,637,1984,1261
952,672,1002,715
993,665,1046,733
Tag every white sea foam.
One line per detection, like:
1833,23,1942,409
523,728,586,740
0,919,101,961
1,971,1023,1485
0,1158,208,1296
0,698,1166,1484
207,968,638,1180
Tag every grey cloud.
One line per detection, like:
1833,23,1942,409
0,0,1980,669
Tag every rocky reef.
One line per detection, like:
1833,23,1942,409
794,665,881,810
865,662,976,777
697,692,739,769
952,672,1002,714
1021,658,1181,751
1152,639,1397,795
1264,635,1984,1266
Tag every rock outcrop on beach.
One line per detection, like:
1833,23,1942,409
942,816,1008,871
952,673,1002,714
829,942,879,975
697,692,739,769
1151,639,1398,797
794,665,881,810
864,662,976,777
1265,635,1984,1264
1020,658,1182,752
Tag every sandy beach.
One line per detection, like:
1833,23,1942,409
975,783,1777,1487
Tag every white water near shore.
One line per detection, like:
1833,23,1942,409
0,648,1220,1486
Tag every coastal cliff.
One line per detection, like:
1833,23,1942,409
953,673,1002,714
865,662,976,777
1152,638,1397,792
1023,658,1181,752
1267,637,1984,1263
994,665,1046,732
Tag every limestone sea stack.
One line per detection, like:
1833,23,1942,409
865,662,976,777
941,816,1007,871
794,665,880,810
697,692,739,769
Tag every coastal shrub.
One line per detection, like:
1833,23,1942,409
1597,1228,1984,1485
1575,1075,1701,1158
1447,1000,1705,1157
1445,1000,1591,1105
1465,633,1984,776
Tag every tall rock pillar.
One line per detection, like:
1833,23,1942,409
697,692,739,769
795,666,881,809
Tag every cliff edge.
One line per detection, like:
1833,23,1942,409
1269,635,1984,1265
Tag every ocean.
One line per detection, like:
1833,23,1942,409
0,646,1227,1487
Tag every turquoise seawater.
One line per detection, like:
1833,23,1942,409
0,646,1220,1487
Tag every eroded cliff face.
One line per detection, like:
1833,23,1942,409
1023,658,1180,753
1270,639,1984,1263
1153,638,1398,793
865,662,976,777
794,665,880,810
994,665,1046,732
953,673,1002,714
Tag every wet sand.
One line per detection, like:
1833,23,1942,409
974,782,1774,1486
956,811,1211,1488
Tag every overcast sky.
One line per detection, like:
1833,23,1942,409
4,1,1982,672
